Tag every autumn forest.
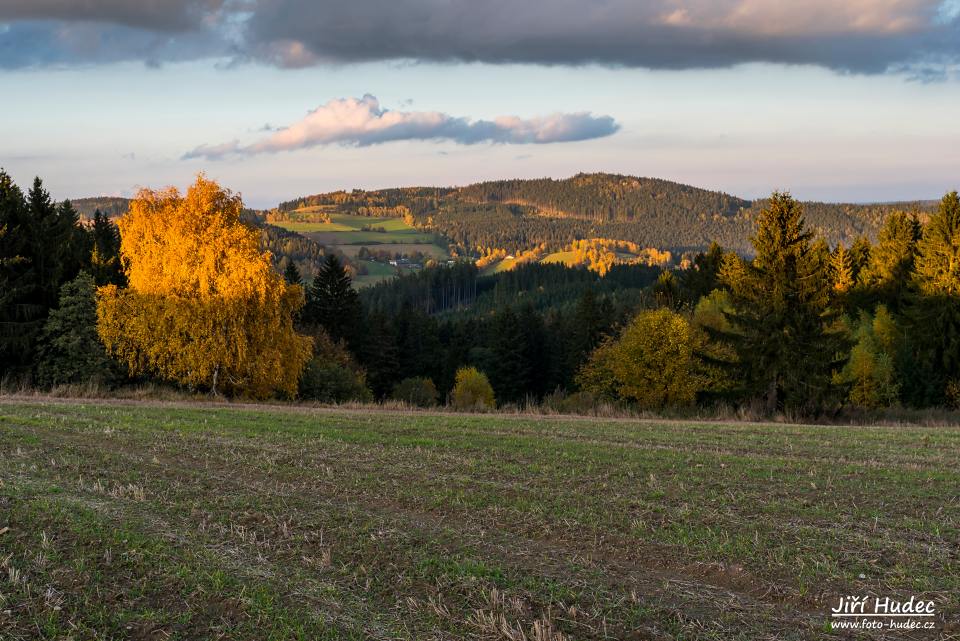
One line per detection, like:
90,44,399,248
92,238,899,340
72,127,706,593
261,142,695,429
2,170,960,416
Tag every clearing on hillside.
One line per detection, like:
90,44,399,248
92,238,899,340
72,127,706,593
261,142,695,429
0,400,956,640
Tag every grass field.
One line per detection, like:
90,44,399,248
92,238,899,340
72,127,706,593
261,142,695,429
275,214,436,245
1,399,957,640
354,259,398,288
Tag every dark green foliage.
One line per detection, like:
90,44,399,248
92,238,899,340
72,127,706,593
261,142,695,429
716,193,847,412
89,210,125,286
297,325,371,403
390,377,438,407
304,255,362,347
679,242,725,304
0,172,88,375
487,307,530,404
283,260,302,286
360,311,399,399
902,192,960,405
279,173,936,256
35,272,118,387
858,212,921,311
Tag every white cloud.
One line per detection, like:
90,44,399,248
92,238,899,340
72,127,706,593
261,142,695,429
183,95,619,160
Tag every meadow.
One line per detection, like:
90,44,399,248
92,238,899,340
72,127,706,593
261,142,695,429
1,399,956,640
274,214,437,245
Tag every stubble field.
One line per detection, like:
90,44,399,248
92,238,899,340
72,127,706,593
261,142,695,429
0,399,957,640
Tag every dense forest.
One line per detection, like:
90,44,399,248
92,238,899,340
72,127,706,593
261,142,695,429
272,173,937,254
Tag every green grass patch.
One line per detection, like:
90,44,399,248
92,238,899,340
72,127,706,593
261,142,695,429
1,399,957,640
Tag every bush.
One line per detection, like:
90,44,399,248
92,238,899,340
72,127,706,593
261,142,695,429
450,367,495,411
298,326,372,403
391,377,438,407
577,308,696,410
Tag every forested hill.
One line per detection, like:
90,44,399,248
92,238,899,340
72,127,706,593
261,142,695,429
277,173,937,253
73,174,938,254
72,197,131,219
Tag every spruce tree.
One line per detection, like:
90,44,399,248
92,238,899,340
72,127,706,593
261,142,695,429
360,311,399,399
906,191,960,404
0,171,33,371
488,307,530,404
89,210,125,286
35,272,118,387
283,261,302,286
860,211,920,310
304,254,361,348
717,192,846,413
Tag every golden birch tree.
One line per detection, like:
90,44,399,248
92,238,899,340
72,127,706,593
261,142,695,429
97,175,312,398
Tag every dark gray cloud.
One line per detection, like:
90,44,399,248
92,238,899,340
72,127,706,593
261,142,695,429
1,0,958,74
0,0,224,32
242,0,960,74
183,95,620,159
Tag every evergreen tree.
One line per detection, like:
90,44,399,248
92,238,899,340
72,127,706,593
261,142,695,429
517,303,549,398
906,192,960,404
283,260,302,286
566,289,612,381
35,272,118,387
0,170,34,371
304,255,362,348
0,174,87,375
679,242,725,304
89,210,124,286
849,236,872,284
716,192,846,413
488,307,530,404
360,311,400,399
830,243,855,296
860,212,920,310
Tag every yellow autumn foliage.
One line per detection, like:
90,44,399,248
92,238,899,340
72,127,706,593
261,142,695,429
96,175,312,398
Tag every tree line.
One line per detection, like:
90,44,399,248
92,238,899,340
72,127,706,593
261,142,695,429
4,169,960,416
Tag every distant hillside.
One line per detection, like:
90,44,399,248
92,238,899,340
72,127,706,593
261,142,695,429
72,174,941,260
277,173,939,254
71,197,131,219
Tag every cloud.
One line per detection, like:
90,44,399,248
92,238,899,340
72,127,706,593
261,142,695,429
240,0,960,74
0,0,225,32
183,95,619,159
1,0,958,74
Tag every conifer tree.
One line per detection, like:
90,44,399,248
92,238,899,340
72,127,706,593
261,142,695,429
283,261,302,286
906,191,960,404
35,272,118,387
304,255,361,348
860,212,920,310
830,243,855,293
0,174,87,374
89,210,124,286
717,192,846,413
360,311,400,399
488,307,530,404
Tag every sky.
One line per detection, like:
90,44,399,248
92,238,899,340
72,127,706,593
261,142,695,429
1,0,959,208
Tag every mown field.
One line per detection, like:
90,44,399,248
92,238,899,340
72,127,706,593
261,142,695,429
1,399,957,640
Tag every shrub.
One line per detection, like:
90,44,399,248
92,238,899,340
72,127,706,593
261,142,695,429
391,377,438,407
298,326,372,403
450,367,495,410
577,308,696,410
